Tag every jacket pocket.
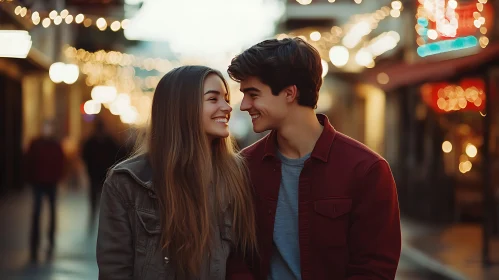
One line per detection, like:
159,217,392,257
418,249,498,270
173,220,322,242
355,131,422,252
135,209,161,252
135,209,171,278
136,209,161,234
312,198,352,247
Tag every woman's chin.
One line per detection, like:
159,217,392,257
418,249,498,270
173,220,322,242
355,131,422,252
207,132,230,141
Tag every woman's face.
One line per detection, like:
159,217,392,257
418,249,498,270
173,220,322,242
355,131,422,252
202,74,232,141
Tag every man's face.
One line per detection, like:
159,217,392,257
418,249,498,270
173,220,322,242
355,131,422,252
239,76,288,133
42,122,54,137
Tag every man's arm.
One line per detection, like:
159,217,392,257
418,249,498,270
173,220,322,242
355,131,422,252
347,160,401,279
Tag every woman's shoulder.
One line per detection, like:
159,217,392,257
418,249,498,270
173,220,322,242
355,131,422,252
105,154,153,193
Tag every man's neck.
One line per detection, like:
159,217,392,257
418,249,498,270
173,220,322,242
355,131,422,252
276,110,323,159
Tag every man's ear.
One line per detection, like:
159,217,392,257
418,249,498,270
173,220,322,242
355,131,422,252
282,85,298,103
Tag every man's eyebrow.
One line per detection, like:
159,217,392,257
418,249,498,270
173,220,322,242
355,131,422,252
240,87,261,93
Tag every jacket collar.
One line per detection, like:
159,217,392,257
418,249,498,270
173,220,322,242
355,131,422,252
113,154,153,190
263,114,336,162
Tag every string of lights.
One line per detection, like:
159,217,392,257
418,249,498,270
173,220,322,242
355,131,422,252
9,4,130,31
276,1,403,70
296,0,365,5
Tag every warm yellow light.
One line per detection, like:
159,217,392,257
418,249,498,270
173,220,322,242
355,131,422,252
110,93,131,115
20,7,27,17
320,59,329,78
310,31,321,41
465,144,478,158
54,16,62,25
480,36,489,48
355,49,373,66
111,21,121,32
328,0,336,2
75,14,84,24
42,18,51,28
83,18,92,27
49,10,58,20
84,100,101,115
120,106,139,124
442,141,452,153
377,72,389,85
96,18,107,30
427,29,438,40
63,64,79,84
33,17,40,25
354,0,362,3
65,15,74,24
60,9,69,18
121,19,130,30
296,0,312,5
15,6,22,15
390,9,401,18
31,12,40,21
448,0,458,9
480,27,487,34
391,1,402,10
277,33,288,40
329,46,349,67
91,86,117,104
49,62,66,83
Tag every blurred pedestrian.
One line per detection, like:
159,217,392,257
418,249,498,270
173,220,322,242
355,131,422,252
25,120,65,262
96,66,257,279
82,118,123,232
228,37,401,279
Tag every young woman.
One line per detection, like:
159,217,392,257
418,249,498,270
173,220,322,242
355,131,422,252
96,65,257,279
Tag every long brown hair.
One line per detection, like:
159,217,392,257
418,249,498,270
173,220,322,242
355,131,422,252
143,65,256,277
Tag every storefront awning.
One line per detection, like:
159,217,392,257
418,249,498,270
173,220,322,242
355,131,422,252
363,43,499,92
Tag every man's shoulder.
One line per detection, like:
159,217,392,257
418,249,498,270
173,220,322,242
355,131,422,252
332,131,386,168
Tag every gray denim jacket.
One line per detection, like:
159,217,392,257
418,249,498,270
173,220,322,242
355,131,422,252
96,155,233,280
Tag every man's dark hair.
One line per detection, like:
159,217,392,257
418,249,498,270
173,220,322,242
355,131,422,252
227,37,323,108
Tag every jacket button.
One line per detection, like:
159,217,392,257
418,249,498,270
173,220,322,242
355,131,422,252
164,257,169,264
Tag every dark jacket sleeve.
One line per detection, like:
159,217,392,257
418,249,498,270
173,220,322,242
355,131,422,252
96,179,134,279
347,160,401,279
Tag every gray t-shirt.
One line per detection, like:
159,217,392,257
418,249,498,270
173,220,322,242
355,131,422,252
268,151,311,280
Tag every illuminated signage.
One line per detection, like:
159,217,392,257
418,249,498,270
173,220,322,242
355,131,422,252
415,0,493,57
420,78,486,113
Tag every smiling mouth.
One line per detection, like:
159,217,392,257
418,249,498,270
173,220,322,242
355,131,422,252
214,117,228,123
251,114,260,120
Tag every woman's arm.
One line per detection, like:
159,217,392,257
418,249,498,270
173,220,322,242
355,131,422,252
96,180,134,280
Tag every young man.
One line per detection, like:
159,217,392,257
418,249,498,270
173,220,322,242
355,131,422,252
227,38,401,279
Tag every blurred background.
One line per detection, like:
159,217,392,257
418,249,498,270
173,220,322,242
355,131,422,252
0,0,498,279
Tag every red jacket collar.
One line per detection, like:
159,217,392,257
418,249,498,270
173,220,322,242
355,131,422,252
262,114,336,162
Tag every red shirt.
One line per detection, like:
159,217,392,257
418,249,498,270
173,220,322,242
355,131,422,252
241,114,401,280
25,137,65,185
